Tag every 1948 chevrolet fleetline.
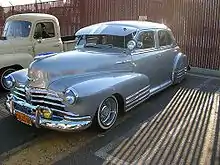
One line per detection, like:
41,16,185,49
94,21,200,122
4,20,188,132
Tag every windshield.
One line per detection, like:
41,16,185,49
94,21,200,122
2,20,32,38
75,34,134,49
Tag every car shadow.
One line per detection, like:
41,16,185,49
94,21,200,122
0,115,48,155
54,76,220,165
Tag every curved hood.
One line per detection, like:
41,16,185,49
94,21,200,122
27,48,132,88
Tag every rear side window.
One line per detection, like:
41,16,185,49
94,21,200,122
158,30,174,47
136,30,155,49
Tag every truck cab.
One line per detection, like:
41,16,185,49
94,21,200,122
0,13,76,90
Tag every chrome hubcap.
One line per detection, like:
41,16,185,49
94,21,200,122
1,69,15,90
99,97,118,127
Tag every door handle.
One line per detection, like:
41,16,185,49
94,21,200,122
53,43,60,47
116,60,132,64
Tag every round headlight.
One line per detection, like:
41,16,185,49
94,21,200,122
64,89,78,105
3,75,15,89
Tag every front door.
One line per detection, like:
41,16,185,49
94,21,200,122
132,30,162,88
32,21,63,56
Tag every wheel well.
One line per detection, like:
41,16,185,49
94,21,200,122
113,93,125,115
0,64,23,71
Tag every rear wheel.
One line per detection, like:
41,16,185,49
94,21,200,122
94,95,119,131
0,68,16,91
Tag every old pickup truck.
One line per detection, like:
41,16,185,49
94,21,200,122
0,13,76,90
5,20,189,132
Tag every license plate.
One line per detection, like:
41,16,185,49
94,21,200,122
15,111,32,126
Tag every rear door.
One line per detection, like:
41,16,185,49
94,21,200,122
156,29,178,83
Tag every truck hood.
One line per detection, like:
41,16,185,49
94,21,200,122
27,48,131,88
0,40,14,54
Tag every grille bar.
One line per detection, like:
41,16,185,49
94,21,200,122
13,86,65,111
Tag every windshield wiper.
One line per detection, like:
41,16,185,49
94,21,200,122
85,44,101,48
85,44,113,49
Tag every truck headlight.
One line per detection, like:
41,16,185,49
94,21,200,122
64,89,78,105
3,75,15,89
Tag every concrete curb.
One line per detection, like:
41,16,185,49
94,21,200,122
188,67,220,78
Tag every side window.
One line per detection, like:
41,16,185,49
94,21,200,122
137,31,155,49
158,30,173,47
34,22,55,39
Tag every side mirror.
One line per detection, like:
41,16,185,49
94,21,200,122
127,40,136,50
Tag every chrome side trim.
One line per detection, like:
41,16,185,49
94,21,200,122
125,85,150,111
176,68,185,74
125,80,172,112
126,91,150,108
126,85,150,101
150,80,172,96
116,60,132,64
126,89,150,105
125,94,150,112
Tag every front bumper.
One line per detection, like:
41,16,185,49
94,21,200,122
5,94,92,132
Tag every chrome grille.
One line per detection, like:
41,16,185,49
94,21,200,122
12,86,65,112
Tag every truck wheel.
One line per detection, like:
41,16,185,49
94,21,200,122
0,68,16,91
94,95,119,131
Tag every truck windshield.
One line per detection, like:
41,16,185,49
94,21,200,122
76,34,133,49
2,20,32,38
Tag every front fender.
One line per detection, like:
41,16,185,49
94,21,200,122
48,72,149,117
8,68,28,86
0,53,34,69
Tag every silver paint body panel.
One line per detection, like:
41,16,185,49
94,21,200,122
6,20,188,131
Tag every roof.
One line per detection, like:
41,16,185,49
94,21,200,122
75,20,169,36
6,13,59,24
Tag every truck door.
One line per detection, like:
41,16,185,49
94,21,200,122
32,21,63,56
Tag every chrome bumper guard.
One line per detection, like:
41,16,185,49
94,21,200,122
5,94,92,132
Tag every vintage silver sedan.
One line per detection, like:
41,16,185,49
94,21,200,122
4,20,188,132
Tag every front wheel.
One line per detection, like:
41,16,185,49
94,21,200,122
0,68,16,91
94,95,119,131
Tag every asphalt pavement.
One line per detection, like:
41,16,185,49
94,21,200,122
0,73,219,165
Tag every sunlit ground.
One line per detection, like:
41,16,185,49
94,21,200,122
97,87,220,165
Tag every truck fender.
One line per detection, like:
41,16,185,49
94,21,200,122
0,53,34,69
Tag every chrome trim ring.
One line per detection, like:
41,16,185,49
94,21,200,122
97,95,118,130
